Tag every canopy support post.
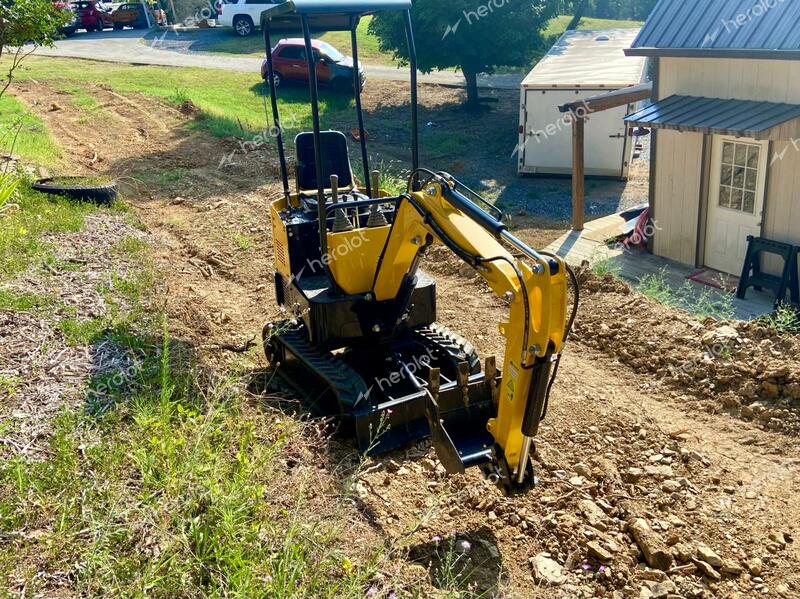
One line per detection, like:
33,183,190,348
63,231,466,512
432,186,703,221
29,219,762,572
263,19,289,200
301,14,339,293
350,15,371,197
403,10,419,191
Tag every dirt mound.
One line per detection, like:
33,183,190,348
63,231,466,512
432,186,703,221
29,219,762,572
574,269,800,434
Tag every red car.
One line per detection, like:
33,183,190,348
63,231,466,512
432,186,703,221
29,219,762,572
74,0,113,31
261,39,365,93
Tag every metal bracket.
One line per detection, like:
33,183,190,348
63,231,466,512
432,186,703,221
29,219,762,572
484,356,499,406
424,367,465,475
457,361,470,407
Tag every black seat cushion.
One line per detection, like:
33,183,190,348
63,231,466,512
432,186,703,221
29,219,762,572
295,130,353,191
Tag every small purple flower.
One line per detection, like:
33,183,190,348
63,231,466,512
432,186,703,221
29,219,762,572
365,586,378,598
432,535,443,542
387,592,398,599
598,565,606,573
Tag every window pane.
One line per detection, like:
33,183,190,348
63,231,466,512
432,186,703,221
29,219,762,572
722,141,734,164
731,188,743,211
720,164,733,187
732,166,745,190
719,186,731,208
743,191,756,214
745,168,758,191
734,144,748,166
746,145,760,169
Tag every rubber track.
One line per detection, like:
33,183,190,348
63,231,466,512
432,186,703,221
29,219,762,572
270,324,370,409
412,323,482,375
268,322,483,410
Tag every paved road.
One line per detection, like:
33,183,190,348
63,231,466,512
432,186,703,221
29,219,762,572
35,28,523,90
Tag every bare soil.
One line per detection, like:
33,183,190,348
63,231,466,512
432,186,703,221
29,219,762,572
10,81,800,599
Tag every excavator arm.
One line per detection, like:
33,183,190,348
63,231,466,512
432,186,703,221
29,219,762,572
370,173,572,493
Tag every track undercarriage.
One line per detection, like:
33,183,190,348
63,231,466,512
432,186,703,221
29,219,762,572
263,319,503,473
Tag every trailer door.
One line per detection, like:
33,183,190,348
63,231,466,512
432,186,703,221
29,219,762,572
521,89,629,177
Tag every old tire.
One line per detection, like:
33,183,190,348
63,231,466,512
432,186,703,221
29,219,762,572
233,15,253,36
32,177,118,205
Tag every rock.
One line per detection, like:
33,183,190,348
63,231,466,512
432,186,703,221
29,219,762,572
661,480,681,493
574,462,592,478
776,583,790,597
720,560,743,575
769,531,787,547
694,559,721,581
696,544,723,567
747,557,763,576
644,465,674,479
578,499,608,531
531,553,566,586
627,467,644,481
628,518,674,571
650,580,677,599
671,543,694,563
586,541,614,563
702,325,738,344
477,539,500,559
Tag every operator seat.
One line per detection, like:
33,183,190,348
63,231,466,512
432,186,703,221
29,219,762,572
295,130,355,193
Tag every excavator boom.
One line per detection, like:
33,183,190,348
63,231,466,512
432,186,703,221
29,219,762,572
370,174,569,490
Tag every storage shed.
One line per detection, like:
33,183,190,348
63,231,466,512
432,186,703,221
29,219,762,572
624,0,800,277
517,28,647,179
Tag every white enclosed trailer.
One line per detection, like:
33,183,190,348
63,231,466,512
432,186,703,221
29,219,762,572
517,28,647,179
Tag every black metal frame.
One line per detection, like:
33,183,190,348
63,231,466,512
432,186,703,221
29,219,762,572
261,5,420,284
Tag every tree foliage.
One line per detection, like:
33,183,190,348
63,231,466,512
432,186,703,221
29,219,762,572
0,0,71,99
555,0,658,20
369,0,558,106
0,0,71,54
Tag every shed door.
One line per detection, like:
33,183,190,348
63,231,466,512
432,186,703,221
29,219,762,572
704,136,767,275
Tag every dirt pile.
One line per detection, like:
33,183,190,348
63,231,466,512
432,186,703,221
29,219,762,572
574,270,800,435
356,349,799,598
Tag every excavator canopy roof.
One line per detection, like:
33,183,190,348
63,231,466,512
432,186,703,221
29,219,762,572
260,0,411,30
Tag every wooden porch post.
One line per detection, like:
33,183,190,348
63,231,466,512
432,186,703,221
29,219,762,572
571,115,585,231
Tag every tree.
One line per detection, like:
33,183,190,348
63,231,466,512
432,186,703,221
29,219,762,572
369,0,558,108
0,0,71,100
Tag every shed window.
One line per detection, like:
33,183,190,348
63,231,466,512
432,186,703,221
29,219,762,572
718,141,760,214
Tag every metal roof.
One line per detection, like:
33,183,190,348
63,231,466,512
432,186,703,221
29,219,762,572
625,94,800,139
262,0,410,16
627,0,800,58
260,0,410,30
521,29,646,89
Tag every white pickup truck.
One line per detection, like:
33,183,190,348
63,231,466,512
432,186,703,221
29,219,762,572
217,0,295,36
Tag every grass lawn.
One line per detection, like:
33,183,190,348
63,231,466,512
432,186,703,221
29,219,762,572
0,94,62,167
14,57,354,139
203,16,393,65
0,179,384,596
545,15,643,38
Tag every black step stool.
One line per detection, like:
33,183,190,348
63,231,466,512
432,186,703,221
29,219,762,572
736,236,799,307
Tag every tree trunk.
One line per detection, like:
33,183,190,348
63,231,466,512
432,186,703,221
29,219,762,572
464,71,480,108
567,0,590,30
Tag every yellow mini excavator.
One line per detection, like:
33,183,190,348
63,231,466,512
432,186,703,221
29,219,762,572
259,0,578,494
